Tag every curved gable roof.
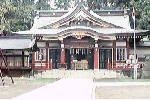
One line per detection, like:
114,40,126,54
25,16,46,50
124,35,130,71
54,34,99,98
39,2,123,29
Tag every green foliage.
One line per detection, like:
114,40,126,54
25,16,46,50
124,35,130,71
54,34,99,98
54,0,72,10
133,0,150,30
0,0,35,33
35,0,51,10
86,0,150,30
87,0,131,10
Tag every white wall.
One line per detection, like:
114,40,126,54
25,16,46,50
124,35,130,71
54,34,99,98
37,42,46,47
49,43,60,48
116,41,126,46
13,50,22,55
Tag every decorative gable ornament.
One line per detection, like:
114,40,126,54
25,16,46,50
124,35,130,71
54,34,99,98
71,32,86,39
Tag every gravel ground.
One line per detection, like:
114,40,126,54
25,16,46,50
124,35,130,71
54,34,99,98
94,78,150,82
95,85,150,99
0,77,59,99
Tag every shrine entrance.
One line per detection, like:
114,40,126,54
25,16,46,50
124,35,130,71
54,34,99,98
66,48,94,70
64,36,94,70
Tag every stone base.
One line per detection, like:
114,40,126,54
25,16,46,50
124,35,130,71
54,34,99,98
94,69,99,71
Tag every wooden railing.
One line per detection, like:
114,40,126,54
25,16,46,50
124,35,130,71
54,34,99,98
116,62,144,69
0,62,30,69
123,63,144,69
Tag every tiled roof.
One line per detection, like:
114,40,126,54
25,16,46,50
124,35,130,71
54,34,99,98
16,26,149,36
31,17,59,30
38,3,123,29
15,2,149,38
0,38,35,49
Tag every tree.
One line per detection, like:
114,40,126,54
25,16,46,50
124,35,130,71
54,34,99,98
0,0,35,33
35,0,51,10
0,0,17,33
133,0,150,30
86,0,150,30
54,0,72,10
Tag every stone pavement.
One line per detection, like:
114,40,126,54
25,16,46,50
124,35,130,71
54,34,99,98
13,78,94,99
12,78,150,99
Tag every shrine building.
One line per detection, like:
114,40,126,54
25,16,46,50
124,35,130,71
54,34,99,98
1,2,150,72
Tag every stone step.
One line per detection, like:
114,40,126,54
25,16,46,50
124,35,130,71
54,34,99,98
34,70,118,79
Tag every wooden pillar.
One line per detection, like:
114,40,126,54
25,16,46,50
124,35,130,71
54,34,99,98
22,51,24,67
94,48,99,70
46,47,49,70
61,43,66,68
32,52,35,70
46,41,49,70
49,58,53,70
94,41,99,70
61,48,66,67
126,38,130,59
113,41,116,69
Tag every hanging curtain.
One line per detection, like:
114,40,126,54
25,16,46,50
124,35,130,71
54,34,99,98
73,48,74,54
79,49,81,55
82,49,83,55
70,49,72,55
84,49,85,55
87,49,88,54
76,49,79,54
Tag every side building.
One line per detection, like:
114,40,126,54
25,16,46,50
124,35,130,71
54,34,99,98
0,34,36,76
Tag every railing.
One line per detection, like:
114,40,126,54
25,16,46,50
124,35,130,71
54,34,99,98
116,62,144,69
123,63,144,69
0,62,30,69
115,54,144,69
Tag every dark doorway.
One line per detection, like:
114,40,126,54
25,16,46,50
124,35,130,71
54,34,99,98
99,49,112,69
66,48,94,69
87,49,94,69
49,49,61,69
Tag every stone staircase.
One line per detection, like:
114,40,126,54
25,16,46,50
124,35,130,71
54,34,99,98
33,69,125,79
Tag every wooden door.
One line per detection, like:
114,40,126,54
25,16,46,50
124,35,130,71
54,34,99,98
99,49,112,69
49,49,61,69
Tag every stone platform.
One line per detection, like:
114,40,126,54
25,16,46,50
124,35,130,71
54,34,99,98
33,69,124,79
